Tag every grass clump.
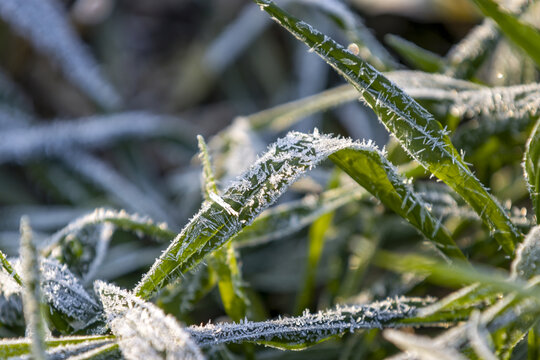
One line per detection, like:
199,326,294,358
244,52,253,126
0,0,539,359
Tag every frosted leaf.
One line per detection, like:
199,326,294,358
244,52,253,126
188,297,428,348
45,208,173,249
445,19,500,79
208,117,266,186
0,261,24,326
19,218,47,360
44,208,174,282
94,281,204,360
467,311,497,360
384,330,466,360
136,130,463,298
0,112,195,165
255,0,521,254
510,226,540,280
0,0,119,109
40,258,102,330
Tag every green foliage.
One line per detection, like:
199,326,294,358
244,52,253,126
0,0,539,358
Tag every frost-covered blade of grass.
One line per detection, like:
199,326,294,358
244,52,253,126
384,329,467,360
234,185,365,247
0,112,196,165
94,281,203,360
135,131,464,299
294,0,398,71
198,135,248,322
0,0,119,109
449,83,540,152
254,0,521,254
40,258,102,330
444,19,500,79
471,0,540,67
188,297,432,349
0,335,115,359
0,249,22,286
43,208,174,259
385,34,444,73
20,218,47,360
0,262,24,327
524,119,540,222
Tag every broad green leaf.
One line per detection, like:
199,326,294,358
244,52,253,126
385,34,445,73
94,281,204,360
188,297,434,350
19,217,47,360
135,132,464,299
524,119,540,222
471,0,540,68
254,0,522,254
0,335,115,358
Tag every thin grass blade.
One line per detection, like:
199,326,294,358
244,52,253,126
254,0,521,254
524,119,540,222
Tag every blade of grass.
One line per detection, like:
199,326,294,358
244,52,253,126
524,119,540,222
198,135,248,322
0,250,22,286
135,131,465,299
95,281,204,360
385,34,445,73
188,297,435,350
19,217,47,360
0,335,115,358
254,0,522,254
470,0,540,67
295,171,340,315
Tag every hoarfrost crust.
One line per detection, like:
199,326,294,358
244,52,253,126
188,297,425,348
94,281,203,360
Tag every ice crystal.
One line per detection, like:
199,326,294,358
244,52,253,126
188,297,425,348
0,0,119,109
94,281,203,360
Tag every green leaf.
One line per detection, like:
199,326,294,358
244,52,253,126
385,34,445,73
0,249,21,286
0,335,115,358
295,0,399,71
135,131,465,299
470,0,540,68
295,172,339,314
254,0,522,254
198,135,249,322
376,251,540,300
19,217,47,360
188,297,436,350
524,119,540,222
95,281,204,360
